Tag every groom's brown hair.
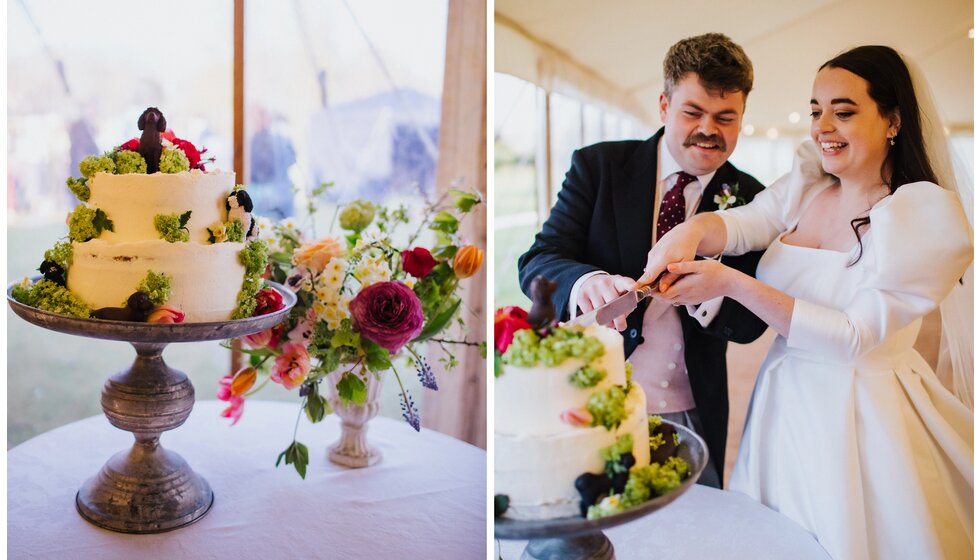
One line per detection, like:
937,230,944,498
663,33,753,99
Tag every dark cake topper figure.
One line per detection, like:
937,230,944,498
138,107,167,174
526,276,557,331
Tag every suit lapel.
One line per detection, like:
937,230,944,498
613,130,662,279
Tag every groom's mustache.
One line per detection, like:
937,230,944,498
683,133,726,151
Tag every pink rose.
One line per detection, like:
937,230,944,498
349,281,424,353
271,342,311,390
401,247,438,278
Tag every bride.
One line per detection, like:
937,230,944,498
637,45,972,559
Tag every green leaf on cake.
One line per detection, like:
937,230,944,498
178,211,192,229
336,371,368,405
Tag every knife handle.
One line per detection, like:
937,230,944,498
636,285,654,300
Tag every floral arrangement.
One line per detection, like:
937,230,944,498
713,182,745,210
219,184,485,478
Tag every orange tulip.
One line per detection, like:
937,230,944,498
452,245,484,279
231,367,258,396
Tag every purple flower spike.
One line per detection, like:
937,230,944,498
416,357,438,391
400,393,421,431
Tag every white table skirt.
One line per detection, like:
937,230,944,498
8,400,487,559
497,485,831,560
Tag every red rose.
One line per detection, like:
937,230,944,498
171,137,204,170
494,306,532,353
119,138,140,151
401,247,438,278
254,287,284,316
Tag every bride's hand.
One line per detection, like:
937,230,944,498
658,260,738,304
635,222,703,290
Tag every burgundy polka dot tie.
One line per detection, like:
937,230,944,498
656,172,697,240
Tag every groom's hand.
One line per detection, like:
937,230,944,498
579,274,635,331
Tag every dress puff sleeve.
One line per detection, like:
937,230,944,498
717,141,836,255
788,182,973,361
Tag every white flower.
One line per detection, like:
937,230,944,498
280,217,299,232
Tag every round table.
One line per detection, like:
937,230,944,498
8,400,487,559
497,485,831,560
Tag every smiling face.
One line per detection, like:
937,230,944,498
659,73,745,176
810,67,900,183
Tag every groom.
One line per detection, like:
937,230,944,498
518,33,768,487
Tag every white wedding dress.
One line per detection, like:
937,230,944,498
722,142,973,560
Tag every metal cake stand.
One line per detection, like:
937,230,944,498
495,421,708,560
7,278,296,534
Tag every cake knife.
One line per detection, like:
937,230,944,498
568,276,663,327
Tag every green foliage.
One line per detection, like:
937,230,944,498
303,383,331,423
620,456,690,508
159,146,190,173
154,212,192,243
276,440,309,479
136,271,173,306
331,329,361,349
363,340,393,372
587,385,628,430
43,241,74,271
336,371,368,405
68,206,114,242
225,219,245,242
428,211,459,234
503,327,605,368
79,154,115,179
339,199,377,232
450,188,482,213
570,365,607,389
112,149,147,174
239,240,269,276
66,177,90,202
15,279,91,318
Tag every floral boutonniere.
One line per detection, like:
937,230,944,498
714,182,746,210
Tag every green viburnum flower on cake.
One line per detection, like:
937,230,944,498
154,211,192,243
218,184,486,478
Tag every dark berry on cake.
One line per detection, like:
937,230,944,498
575,472,612,517
494,494,510,518
650,422,678,465
39,260,66,286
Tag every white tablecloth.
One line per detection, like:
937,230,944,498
9,400,487,559
497,485,831,560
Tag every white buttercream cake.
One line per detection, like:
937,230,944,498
66,170,247,322
494,323,651,520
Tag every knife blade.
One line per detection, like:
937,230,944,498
569,282,658,327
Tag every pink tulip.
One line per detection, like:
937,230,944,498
220,395,245,425
147,305,185,324
271,343,311,390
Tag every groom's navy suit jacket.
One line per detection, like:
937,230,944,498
518,128,769,484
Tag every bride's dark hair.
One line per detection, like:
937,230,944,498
820,46,939,263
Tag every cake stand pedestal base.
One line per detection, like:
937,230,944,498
76,444,213,534
522,533,613,560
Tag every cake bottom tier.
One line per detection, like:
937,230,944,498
67,240,247,323
495,388,650,520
